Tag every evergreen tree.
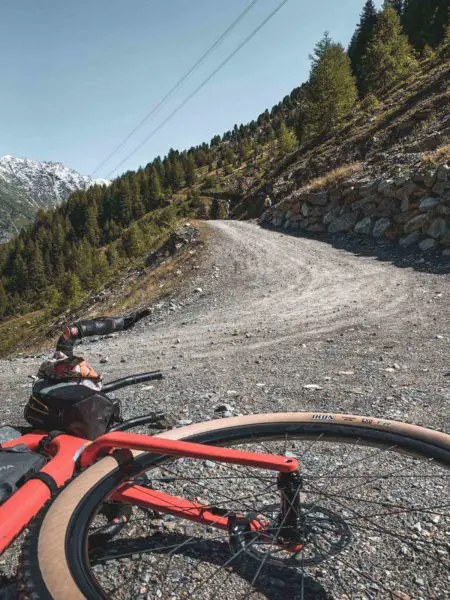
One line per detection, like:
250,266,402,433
304,34,358,134
403,0,449,50
278,122,297,154
348,0,378,90
384,0,403,15
27,243,47,293
60,272,84,310
184,154,196,187
121,224,144,258
106,245,120,270
362,6,416,93
0,282,8,318
210,198,229,220
90,250,109,290
117,181,133,227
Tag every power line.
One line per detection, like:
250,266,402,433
90,0,260,177
107,0,291,178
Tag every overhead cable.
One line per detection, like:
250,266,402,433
107,0,291,177
90,0,259,176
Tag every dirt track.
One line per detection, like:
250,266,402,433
1,219,449,430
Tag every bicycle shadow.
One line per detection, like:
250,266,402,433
94,532,330,599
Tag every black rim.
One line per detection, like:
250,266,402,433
25,421,449,600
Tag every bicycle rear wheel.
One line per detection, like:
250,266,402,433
19,412,450,600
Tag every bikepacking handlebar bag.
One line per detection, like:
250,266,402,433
0,444,47,504
24,379,121,440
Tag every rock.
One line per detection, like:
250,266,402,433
226,390,240,397
301,203,311,217
442,249,450,257
100,357,109,364
176,419,193,426
419,238,436,251
359,181,378,197
323,206,341,225
377,179,395,196
214,404,235,415
426,218,447,239
373,217,391,238
303,384,323,390
193,287,203,293
328,213,358,234
309,191,328,206
403,213,429,234
305,223,326,233
419,196,440,210
399,231,420,247
436,165,449,182
120,357,127,363
354,216,373,235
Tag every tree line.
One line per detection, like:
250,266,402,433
0,0,448,321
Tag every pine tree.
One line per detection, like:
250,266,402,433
348,0,378,90
304,34,358,134
184,154,196,187
210,198,229,220
11,254,28,294
90,250,109,290
0,281,8,318
403,0,449,50
121,224,144,258
60,272,84,310
384,0,403,15
106,245,120,270
117,181,133,227
278,122,297,155
27,243,47,293
362,6,416,93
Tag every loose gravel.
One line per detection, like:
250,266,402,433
0,220,449,599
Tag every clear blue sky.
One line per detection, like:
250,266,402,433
0,0,382,178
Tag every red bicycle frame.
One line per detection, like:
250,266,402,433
0,431,299,555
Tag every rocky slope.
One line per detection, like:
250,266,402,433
262,162,450,256
0,155,109,241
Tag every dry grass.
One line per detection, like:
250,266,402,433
420,144,450,165
301,163,362,193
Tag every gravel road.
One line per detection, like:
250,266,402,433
1,220,449,598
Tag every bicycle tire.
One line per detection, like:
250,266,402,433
18,412,450,600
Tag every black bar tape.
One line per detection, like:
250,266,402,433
76,318,125,338
23,472,59,496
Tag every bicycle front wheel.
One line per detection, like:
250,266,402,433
19,412,450,600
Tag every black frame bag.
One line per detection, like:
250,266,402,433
24,379,121,440
0,444,47,504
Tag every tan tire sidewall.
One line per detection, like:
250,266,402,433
34,412,450,599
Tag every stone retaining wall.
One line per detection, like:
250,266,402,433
261,164,450,256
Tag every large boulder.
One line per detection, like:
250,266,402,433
426,218,448,239
399,231,421,247
373,218,391,238
419,196,440,210
309,191,328,206
419,238,436,251
328,213,358,234
403,213,429,234
354,216,373,235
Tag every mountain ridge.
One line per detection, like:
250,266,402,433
0,154,109,241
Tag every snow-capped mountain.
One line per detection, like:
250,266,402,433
0,155,109,242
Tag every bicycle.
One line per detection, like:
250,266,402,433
0,319,448,599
